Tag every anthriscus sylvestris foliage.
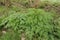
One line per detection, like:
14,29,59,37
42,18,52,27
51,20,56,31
0,8,60,40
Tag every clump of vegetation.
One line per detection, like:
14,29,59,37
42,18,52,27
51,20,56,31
0,9,60,40
0,0,60,40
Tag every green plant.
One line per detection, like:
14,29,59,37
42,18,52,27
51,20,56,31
0,8,60,40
